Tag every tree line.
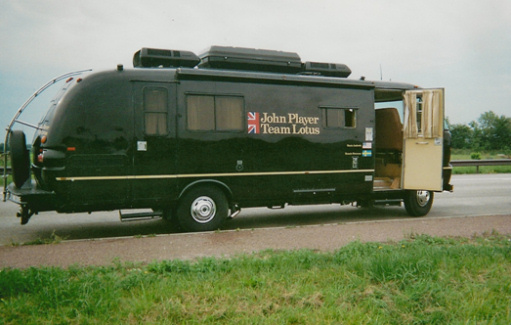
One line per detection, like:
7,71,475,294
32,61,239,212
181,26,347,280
448,111,511,152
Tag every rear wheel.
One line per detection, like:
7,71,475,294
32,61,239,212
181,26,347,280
9,130,31,188
404,190,434,217
177,186,228,232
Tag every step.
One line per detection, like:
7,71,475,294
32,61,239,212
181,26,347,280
119,209,162,222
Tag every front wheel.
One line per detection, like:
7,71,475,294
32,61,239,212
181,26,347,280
403,190,434,217
177,186,228,232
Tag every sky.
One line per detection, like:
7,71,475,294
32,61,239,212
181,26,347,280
1,0,510,140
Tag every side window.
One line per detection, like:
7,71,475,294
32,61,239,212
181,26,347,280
323,108,357,128
187,95,215,131
216,96,243,131
144,87,168,135
187,95,243,132
403,89,443,139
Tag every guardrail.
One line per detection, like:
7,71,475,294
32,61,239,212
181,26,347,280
450,159,511,173
1,160,510,175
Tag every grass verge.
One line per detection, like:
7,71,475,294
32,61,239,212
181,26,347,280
1,234,510,324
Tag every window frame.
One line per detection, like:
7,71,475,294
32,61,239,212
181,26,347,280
186,94,244,133
320,106,358,129
143,87,169,136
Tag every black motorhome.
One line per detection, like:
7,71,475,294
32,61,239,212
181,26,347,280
3,46,453,232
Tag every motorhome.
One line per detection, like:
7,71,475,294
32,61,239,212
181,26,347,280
3,46,453,232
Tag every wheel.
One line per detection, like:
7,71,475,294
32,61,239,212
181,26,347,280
177,186,228,232
9,130,31,188
403,190,434,217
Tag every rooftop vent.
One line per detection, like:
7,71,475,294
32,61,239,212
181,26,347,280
198,46,302,74
303,61,351,78
133,48,200,68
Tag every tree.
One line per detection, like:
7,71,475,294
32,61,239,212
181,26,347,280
450,124,473,149
449,111,511,151
475,111,511,151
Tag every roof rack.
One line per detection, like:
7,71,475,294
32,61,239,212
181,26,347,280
133,46,352,78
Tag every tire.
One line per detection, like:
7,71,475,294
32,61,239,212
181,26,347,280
177,186,228,232
9,130,31,188
404,190,434,217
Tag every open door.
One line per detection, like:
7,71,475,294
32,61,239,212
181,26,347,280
402,89,444,191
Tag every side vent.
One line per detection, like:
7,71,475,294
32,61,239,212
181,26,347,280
133,48,200,68
198,46,302,73
303,61,351,78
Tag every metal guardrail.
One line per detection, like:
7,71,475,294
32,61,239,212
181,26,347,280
450,159,511,173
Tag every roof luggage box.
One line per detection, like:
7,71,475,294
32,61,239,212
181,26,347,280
198,46,302,74
133,48,200,68
303,61,352,78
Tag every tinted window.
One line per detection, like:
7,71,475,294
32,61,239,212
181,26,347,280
187,95,243,132
144,87,168,135
323,108,357,128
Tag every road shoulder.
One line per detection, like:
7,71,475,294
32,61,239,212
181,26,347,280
1,214,510,269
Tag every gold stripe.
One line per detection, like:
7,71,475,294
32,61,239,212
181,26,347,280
56,169,375,182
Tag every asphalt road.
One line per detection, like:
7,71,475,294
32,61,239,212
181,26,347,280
0,174,510,246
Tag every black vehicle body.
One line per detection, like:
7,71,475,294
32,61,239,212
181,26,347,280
4,46,453,231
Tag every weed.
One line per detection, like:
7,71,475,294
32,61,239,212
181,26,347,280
1,234,510,324
22,230,67,246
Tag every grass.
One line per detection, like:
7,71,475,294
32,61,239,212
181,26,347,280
1,234,510,324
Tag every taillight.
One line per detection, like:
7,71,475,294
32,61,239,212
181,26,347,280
37,153,44,163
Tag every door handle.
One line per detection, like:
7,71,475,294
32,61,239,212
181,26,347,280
415,141,429,145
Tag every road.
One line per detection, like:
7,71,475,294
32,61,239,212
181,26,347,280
0,174,510,246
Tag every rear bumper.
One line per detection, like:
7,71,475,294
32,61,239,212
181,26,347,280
5,181,57,212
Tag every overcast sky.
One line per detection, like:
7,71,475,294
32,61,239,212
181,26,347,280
1,0,510,139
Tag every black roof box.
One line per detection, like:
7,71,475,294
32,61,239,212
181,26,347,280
303,61,351,78
133,48,200,68
198,46,302,73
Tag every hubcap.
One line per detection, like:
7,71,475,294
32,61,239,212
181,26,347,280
415,191,431,207
190,196,216,223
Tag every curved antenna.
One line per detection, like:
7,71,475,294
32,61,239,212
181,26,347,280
3,69,92,200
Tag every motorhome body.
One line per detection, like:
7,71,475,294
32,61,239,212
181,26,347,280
4,46,453,231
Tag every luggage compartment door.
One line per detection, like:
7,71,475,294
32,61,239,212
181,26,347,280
402,89,444,191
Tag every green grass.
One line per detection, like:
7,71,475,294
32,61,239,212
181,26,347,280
1,234,510,324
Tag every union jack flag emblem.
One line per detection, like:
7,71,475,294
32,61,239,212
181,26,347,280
248,112,260,134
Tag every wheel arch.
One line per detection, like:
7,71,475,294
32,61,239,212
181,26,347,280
179,179,233,204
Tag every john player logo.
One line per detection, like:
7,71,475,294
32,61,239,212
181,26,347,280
247,111,320,135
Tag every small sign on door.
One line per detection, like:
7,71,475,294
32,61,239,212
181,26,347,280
137,141,147,151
